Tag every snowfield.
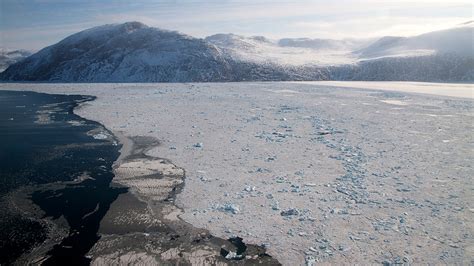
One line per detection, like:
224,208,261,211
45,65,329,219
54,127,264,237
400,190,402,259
1,82,472,265
295,81,474,99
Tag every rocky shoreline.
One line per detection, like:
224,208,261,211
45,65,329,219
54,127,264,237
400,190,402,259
1,91,279,265
90,133,279,264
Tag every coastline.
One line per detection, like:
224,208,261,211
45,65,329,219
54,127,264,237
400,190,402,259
0,91,123,264
1,90,279,264
90,129,279,264
293,81,474,99
109,130,134,168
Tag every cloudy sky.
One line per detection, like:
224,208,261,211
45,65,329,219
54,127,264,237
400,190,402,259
0,0,472,50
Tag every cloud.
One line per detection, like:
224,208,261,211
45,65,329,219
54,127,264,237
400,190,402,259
95,1,470,25
0,0,472,49
91,1,472,37
287,17,470,39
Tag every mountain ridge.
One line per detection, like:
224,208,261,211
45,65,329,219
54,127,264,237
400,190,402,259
1,22,472,82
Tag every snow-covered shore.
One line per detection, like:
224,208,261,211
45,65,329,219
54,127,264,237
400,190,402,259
1,82,472,265
295,81,474,99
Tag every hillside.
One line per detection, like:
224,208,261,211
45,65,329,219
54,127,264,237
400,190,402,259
0,22,233,82
1,22,472,82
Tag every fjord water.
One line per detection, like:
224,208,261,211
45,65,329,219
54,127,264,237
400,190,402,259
0,91,124,264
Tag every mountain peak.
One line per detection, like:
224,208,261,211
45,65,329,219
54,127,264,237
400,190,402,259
120,21,149,32
0,22,232,82
94,21,149,34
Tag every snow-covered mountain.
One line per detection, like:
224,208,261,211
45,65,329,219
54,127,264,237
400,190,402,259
0,23,331,82
331,53,474,82
1,22,472,82
356,25,473,59
0,22,233,82
337,23,474,82
0,49,31,72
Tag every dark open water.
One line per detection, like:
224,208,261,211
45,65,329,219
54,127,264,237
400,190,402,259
0,91,125,265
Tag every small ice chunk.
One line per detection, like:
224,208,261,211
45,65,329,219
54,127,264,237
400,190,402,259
244,185,256,192
218,203,240,214
281,208,299,216
93,133,108,140
225,251,243,260
272,201,280,210
305,256,316,266
193,142,203,148
295,170,304,176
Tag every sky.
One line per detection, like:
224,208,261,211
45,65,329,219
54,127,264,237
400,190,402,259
0,0,472,50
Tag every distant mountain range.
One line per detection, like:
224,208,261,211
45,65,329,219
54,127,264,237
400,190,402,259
1,21,473,82
0,49,31,72
355,26,473,59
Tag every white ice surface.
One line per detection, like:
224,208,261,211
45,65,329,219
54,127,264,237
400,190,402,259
1,82,472,265
295,81,474,99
